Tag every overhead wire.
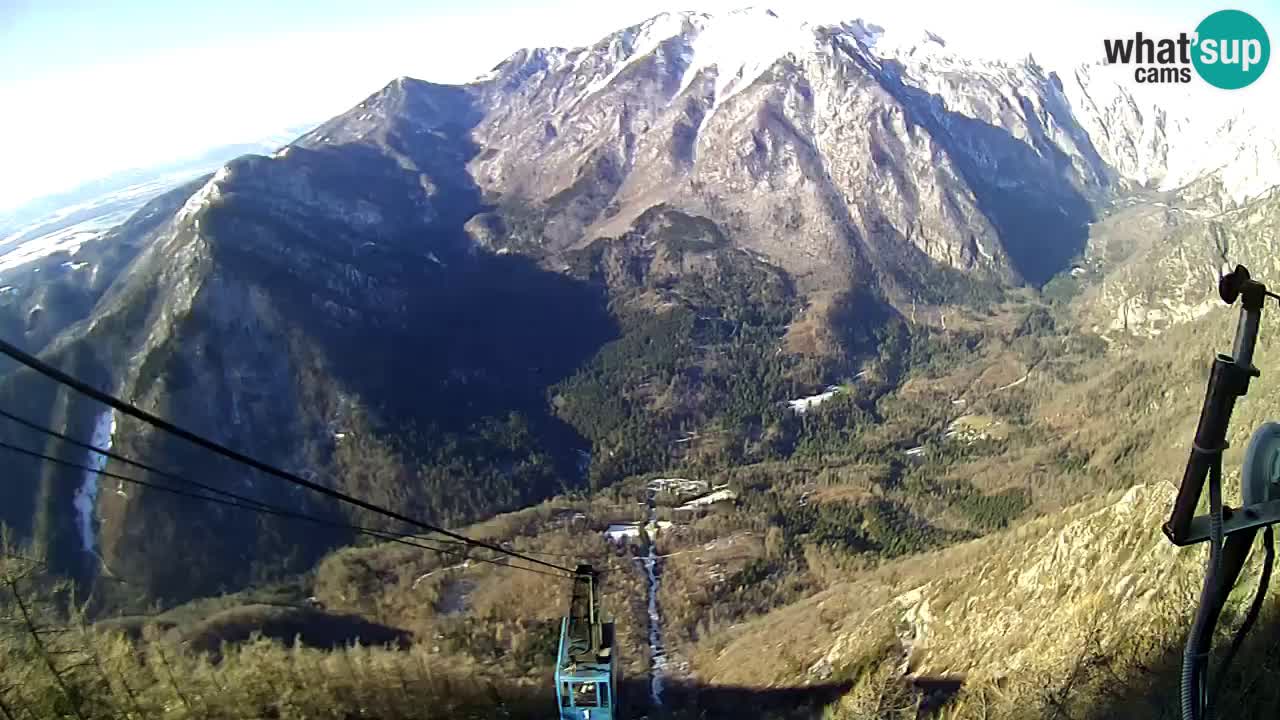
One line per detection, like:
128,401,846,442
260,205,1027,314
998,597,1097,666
0,406,599,564
0,406,279,513
0,437,572,580
0,337,577,576
0,438,572,581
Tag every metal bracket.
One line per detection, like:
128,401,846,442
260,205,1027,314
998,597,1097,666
1164,266,1272,546
1170,414,1280,546
1175,499,1280,546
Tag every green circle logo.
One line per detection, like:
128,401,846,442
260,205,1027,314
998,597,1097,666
1193,10,1270,89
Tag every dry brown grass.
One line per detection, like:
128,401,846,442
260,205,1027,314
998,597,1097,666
783,291,841,357
808,484,876,505
307,495,653,681
18,263,1273,720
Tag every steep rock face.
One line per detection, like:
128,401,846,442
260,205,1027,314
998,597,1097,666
0,79,612,602
1061,64,1280,208
467,9,1113,288
1079,189,1280,339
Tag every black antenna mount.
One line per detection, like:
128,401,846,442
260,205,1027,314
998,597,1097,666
1165,265,1275,545
1167,264,1280,720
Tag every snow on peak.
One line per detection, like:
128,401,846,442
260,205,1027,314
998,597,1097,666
569,8,819,111
1059,62,1280,202
834,19,969,66
479,46,574,86
579,12,698,96
569,8,971,111
672,8,818,105
176,167,232,224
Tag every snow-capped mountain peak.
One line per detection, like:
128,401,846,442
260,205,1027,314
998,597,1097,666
669,8,818,106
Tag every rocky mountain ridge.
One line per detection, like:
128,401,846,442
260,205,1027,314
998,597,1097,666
1,7,1278,608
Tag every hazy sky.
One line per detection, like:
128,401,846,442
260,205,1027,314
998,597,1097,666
1,0,1275,210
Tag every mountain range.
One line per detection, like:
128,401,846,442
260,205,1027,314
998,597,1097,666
1,6,1277,621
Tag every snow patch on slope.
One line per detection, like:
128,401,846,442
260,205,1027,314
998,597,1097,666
574,8,819,116
786,385,842,414
582,12,694,97
175,167,230,224
673,8,818,107
0,232,101,273
74,410,116,553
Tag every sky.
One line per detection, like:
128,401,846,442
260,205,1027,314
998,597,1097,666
1,0,1276,211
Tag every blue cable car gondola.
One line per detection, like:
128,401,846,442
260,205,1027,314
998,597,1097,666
556,564,617,720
